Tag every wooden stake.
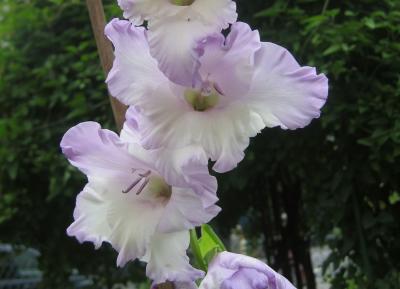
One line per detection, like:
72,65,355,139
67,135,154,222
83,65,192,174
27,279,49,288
86,0,127,131
85,1,174,288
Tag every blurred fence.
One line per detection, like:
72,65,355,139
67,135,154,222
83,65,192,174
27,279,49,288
0,245,93,289
0,244,41,289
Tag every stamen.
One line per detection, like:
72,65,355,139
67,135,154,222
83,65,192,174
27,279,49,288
122,177,143,194
139,170,151,178
136,179,150,195
122,169,152,194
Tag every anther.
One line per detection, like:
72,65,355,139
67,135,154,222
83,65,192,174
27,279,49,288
122,170,152,194
139,170,151,178
122,177,143,194
136,179,150,195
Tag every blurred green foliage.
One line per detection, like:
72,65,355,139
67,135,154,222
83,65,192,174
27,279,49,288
0,0,399,288
0,0,144,288
219,0,400,288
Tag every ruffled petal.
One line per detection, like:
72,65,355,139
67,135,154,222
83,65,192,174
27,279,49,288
152,144,218,207
190,0,237,31
200,252,296,289
119,107,159,168
66,182,111,249
157,187,220,233
216,252,272,275
144,231,204,283
198,255,235,289
120,106,142,144
117,0,180,25
123,107,219,204
118,0,237,30
221,268,269,289
247,42,328,129
147,17,209,87
107,183,166,267
196,22,261,98
105,19,166,106
60,122,136,178
147,0,237,87
67,178,165,268
135,82,264,173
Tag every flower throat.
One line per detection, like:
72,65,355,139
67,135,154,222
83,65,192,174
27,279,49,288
184,86,220,112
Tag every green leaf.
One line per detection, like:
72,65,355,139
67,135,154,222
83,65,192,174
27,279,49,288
389,191,400,205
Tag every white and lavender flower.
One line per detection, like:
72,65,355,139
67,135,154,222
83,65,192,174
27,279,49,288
116,0,237,86
199,252,296,289
106,19,328,173
61,117,220,283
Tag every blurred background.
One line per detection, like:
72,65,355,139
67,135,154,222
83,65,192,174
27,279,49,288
0,0,399,288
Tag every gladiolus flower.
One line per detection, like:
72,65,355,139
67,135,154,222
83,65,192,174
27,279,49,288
199,252,296,289
106,19,328,173
61,117,220,283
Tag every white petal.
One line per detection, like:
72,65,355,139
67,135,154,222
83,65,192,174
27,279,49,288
247,42,328,129
123,108,220,209
108,189,165,267
118,0,237,30
147,0,237,87
67,178,165,268
120,106,142,144
136,82,264,173
105,19,167,106
198,254,235,289
152,144,218,207
118,0,181,25
191,0,237,30
147,17,210,87
67,182,111,249
144,231,204,283
197,22,261,99
157,187,220,233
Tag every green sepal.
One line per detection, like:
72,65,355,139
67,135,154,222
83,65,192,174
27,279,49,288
203,246,224,265
190,225,227,271
200,224,227,252
190,229,207,271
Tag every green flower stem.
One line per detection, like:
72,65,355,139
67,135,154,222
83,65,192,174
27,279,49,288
190,229,207,271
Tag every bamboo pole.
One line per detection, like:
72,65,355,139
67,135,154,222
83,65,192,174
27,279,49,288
85,1,173,288
86,0,127,131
